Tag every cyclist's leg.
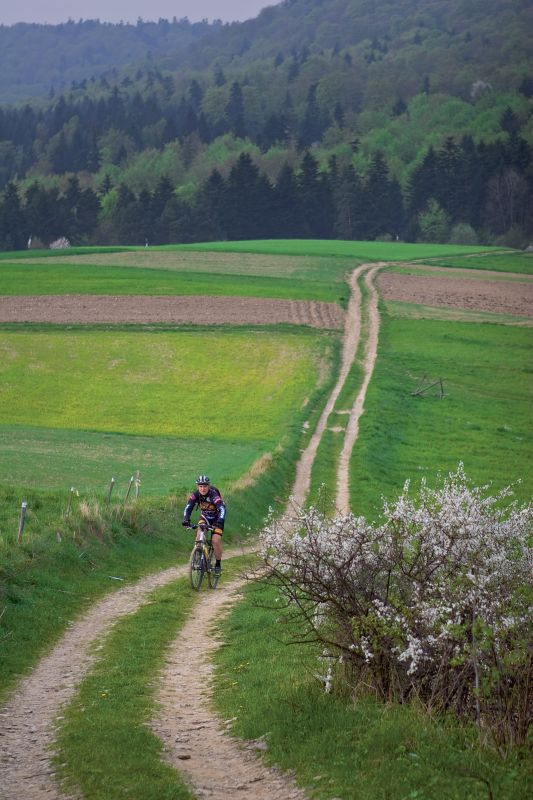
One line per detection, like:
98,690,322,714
212,532,222,561
196,516,207,544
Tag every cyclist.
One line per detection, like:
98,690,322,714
182,475,226,575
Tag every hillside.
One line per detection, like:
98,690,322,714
0,18,214,105
0,0,532,249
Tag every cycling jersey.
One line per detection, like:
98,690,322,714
183,486,226,530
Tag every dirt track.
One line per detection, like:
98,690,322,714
336,266,381,513
0,547,252,800
153,578,307,800
289,265,367,508
0,263,382,800
0,295,344,329
2,259,527,798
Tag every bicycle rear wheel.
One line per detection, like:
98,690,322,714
207,545,219,589
189,546,205,590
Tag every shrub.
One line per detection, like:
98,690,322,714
448,222,478,245
49,236,71,249
260,466,532,752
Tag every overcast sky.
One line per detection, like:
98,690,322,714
0,1,282,26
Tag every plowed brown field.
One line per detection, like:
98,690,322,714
0,294,344,329
379,271,533,317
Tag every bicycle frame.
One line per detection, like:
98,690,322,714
187,522,219,590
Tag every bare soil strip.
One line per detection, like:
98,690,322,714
152,578,306,800
0,295,344,330
336,266,381,513
378,272,533,317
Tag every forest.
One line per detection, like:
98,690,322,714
0,0,532,248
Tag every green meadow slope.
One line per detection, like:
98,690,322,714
0,240,531,799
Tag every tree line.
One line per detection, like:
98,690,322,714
2,130,531,250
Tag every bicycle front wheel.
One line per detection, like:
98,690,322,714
189,546,205,590
207,545,219,589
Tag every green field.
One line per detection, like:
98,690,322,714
0,258,352,304
428,251,533,274
0,426,262,495
171,239,496,261
0,239,496,263
0,327,335,493
1,239,531,798
350,312,533,516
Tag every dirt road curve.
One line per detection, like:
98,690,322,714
0,262,381,800
153,578,307,800
0,295,344,330
0,551,243,800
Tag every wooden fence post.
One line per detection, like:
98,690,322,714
134,470,141,500
124,475,135,504
17,501,28,543
106,477,116,503
65,487,77,519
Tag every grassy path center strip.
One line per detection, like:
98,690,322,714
54,556,256,800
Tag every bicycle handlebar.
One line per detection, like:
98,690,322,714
184,522,216,532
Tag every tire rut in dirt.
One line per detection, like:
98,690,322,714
152,578,307,800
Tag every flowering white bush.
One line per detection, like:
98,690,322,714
259,466,532,750
49,236,71,249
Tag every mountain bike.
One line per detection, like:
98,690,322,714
185,522,220,590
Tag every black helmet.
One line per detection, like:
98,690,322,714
196,475,210,485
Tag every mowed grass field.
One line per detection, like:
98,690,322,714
350,311,533,516
0,328,334,494
0,257,353,305
428,251,533,274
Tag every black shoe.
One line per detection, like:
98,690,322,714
214,563,222,576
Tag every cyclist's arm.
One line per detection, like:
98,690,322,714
213,492,226,530
183,492,198,525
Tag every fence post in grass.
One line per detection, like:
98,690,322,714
124,475,135,504
65,487,77,519
134,470,141,500
17,501,28,543
106,477,116,503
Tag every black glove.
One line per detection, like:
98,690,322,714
182,520,190,527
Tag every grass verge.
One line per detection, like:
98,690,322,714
54,556,253,800
349,310,533,517
212,580,532,800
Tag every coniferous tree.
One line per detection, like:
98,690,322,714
364,152,399,239
225,153,272,240
0,182,26,249
226,82,246,139
298,152,334,238
407,146,439,218
299,84,327,149
197,169,227,241
272,163,305,237
333,165,362,240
